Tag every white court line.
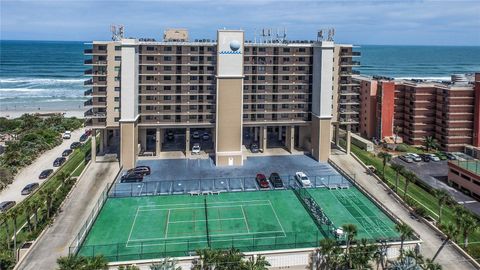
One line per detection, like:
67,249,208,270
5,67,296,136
138,203,270,212
168,217,246,224
268,201,287,237
127,230,286,242
165,209,171,239
240,205,250,233
138,200,271,209
127,208,140,243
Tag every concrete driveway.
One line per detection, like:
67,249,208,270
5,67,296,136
392,157,480,217
0,129,84,205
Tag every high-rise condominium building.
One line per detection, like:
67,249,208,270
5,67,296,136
84,29,358,169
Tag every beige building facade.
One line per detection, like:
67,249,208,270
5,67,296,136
85,29,352,169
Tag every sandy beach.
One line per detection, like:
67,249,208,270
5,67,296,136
0,109,85,119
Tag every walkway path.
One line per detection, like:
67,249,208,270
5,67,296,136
0,129,84,204
330,150,477,270
16,161,119,270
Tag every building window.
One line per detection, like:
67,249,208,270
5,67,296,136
115,56,122,61
164,86,171,91
190,56,198,61
164,66,172,71
164,56,172,61
146,56,154,61
164,76,171,81
190,95,197,100
283,48,290,53
163,115,171,120
115,46,121,51
164,105,171,110
282,76,289,80
165,46,172,51
190,76,198,80
163,96,171,100
259,47,266,52
146,46,155,51
299,48,306,52
114,97,120,102
146,66,154,71
115,87,120,91
283,66,289,71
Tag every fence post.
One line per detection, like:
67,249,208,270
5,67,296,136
294,233,297,248
116,243,119,261
141,242,144,260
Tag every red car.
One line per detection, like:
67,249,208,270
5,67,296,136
256,173,269,189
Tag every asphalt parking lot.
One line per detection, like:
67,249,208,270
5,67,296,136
111,155,351,196
392,157,480,217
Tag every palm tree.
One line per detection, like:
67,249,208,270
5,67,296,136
435,189,451,224
0,213,10,248
423,258,442,270
403,171,417,201
314,238,342,270
342,223,357,268
24,200,35,232
192,248,220,270
349,238,376,269
40,187,55,219
395,223,414,258
378,152,392,179
432,223,458,262
391,163,404,193
243,255,270,270
57,254,87,270
85,255,108,270
31,197,40,231
424,136,439,152
8,207,21,260
150,257,181,270
458,213,478,248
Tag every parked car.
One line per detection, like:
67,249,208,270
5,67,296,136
399,155,414,163
0,201,16,213
250,143,259,153
192,143,201,154
70,142,82,149
407,153,422,162
21,183,39,195
428,153,441,162
62,149,73,157
419,154,430,162
445,152,457,160
63,131,72,139
256,174,269,189
121,173,143,183
53,157,66,167
124,166,151,176
295,172,312,187
202,132,210,141
79,134,88,142
166,130,174,140
269,173,284,188
192,131,200,139
84,129,92,136
39,169,54,179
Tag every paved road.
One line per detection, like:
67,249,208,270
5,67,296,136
392,157,480,217
330,151,477,270
16,161,120,270
0,129,84,204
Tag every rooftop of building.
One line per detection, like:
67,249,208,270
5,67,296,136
451,159,480,176
353,74,477,90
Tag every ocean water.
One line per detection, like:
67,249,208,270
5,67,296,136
1,40,479,111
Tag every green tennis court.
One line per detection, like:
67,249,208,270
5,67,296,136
77,188,400,261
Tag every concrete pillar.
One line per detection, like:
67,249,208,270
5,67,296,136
91,129,97,162
286,126,295,153
260,126,268,151
156,128,161,156
185,128,190,155
278,126,283,141
335,123,340,146
139,128,147,152
346,130,352,155
99,129,104,154
254,127,259,143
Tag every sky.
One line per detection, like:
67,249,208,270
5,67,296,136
1,0,479,45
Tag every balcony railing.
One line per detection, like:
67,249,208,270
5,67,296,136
84,49,93,54
340,61,360,66
84,79,93,86
84,69,92,75
84,59,93,65
84,89,93,96
84,99,93,106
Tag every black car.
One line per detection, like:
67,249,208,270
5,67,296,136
53,157,66,167
121,172,143,183
39,169,54,179
419,154,430,162
0,201,16,213
70,142,82,149
445,153,457,160
125,166,151,176
79,134,88,142
250,142,259,153
269,173,284,188
21,183,39,195
62,149,73,157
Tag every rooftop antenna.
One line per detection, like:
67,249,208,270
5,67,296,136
111,24,124,41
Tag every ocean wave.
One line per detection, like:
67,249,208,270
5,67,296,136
394,76,452,81
0,77,85,84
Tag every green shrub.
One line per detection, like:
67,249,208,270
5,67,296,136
395,144,408,152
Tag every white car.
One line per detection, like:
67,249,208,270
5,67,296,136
428,153,440,162
63,131,72,139
407,153,421,162
192,131,200,139
192,143,201,154
295,172,312,187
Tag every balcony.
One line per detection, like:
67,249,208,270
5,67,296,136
84,110,106,118
84,49,93,54
84,79,93,86
340,51,361,57
84,59,93,65
84,69,92,75
84,99,93,106
84,89,93,96
339,61,360,67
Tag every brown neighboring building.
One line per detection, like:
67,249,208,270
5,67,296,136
84,29,345,169
448,160,480,201
355,74,480,152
